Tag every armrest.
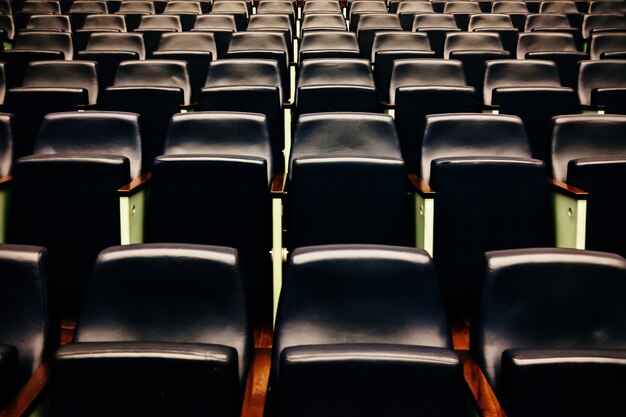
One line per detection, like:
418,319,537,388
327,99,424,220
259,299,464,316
240,348,271,417
0,175,11,190
117,172,152,195
458,351,507,417
0,361,51,417
548,178,588,199
271,173,287,198
408,173,435,197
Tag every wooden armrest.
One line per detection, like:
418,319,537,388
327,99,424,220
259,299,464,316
117,172,152,194
379,101,394,109
548,178,588,199
0,175,12,190
240,348,271,417
0,361,52,417
408,173,435,197
271,173,287,197
458,351,508,417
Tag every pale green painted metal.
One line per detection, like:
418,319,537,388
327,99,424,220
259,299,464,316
414,191,434,256
284,107,292,172
0,188,9,243
581,109,602,115
290,65,296,102
271,197,284,325
293,38,299,64
552,190,587,249
119,187,148,245
384,108,395,118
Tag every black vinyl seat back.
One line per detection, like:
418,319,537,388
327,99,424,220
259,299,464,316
551,114,626,255
397,2,435,31
582,13,626,40
8,112,141,311
299,31,360,62
287,113,411,249
443,1,482,30
19,60,99,104
24,14,71,32
355,14,402,60
300,13,347,33
491,1,528,31
80,14,126,31
471,248,626,403
51,244,252,417
577,59,626,111
12,31,73,59
211,1,250,31
590,32,626,59
0,113,13,176
468,13,515,30
391,58,478,172
135,15,182,56
412,13,460,57
273,245,467,417
191,14,236,59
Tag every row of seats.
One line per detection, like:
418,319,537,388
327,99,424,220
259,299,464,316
1,242,624,416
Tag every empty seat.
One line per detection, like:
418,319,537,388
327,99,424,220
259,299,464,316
348,1,388,32
524,13,582,47
302,1,342,16
589,1,626,14
50,243,253,417
516,32,587,89
102,60,190,172
4,60,98,158
73,14,127,51
0,245,55,409
299,31,360,62
356,14,402,61
491,1,528,31
472,248,626,417
15,1,61,30
271,244,467,417
135,15,182,57
23,14,71,32
191,14,237,59
577,59,626,112
211,1,249,31
247,14,294,61
551,115,626,255
390,58,477,172
443,1,482,30
371,31,435,102
581,13,626,40
163,1,202,31
295,58,378,115
396,1,435,30
468,13,518,55
8,111,142,311
538,1,582,28
115,1,155,31
300,13,347,34
67,1,107,29
444,32,510,102
257,0,296,32
590,32,626,58
147,112,273,314
412,13,460,57
483,59,578,163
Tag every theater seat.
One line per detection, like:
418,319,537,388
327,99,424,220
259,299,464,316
590,32,626,59
472,248,626,417
412,13,460,57
577,60,626,113
50,243,252,417
191,14,236,59
298,31,360,62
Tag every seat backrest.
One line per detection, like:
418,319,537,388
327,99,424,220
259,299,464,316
539,1,578,14
389,58,468,102
203,58,282,92
550,114,626,182
25,14,71,32
0,113,13,177
444,1,482,13
491,1,528,13
590,32,626,59
21,60,98,104
21,0,61,14
247,13,292,32
412,13,458,29
74,244,252,384
577,59,626,106
516,32,578,58
158,32,217,56
444,32,504,58
84,32,145,58
297,58,374,87
484,59,562,105
468,13,515,30
525,13,572,31
193,14,237,31
582,13,626,39
81,14,126,31
589,1,626,14
227,31,288,54
371,31,432,56
69,1,108,13
472,248,626,393
116,1,155,13
420,113,532,182
0,245,54,387
33,111,142,179
0,14,14,41
137,14,182,30
113,59,191,105
211,1,249,14
13,31,73,59
299,31,359,60
397,1,435,13
163,1,202,14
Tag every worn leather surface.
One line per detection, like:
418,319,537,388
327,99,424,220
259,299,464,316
356,14,402,60
581,13,626,39
468,13,514,30
299,31,360,62
0,50,64,88
577,60,626,106
13,31,73,59
84,32,146,58
20,60,98,104
590,32,626,60
301,13,347,32
472,248,626,393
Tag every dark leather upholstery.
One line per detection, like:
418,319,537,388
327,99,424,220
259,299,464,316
391,59,478,172
471,248,626,409
103,60,190,171
211,1,249,31
355,14,402,60
163,1,202,31
296,58,377,115
287,113,411,248
302,1,342,15
349,2,388,31
115,1,155,31
589,1,626,14
0,15,15,42
191,14,236,59
20,60,98,104
51,243,252,417
443,1,482,30
14,2,61,30
299,31,360,62
412,13,460,57
67,1,108,29
0,244,54,407
551,114,626,255
0,113,14,177
371,32,435,102
577,60,626,111
135,15,182,57
582,13,626,40
12,31,73,59
272,245,466,417
468,14,518,54
491,1,528,31
0,50,64,89
8,112,141,311
397,2,434,30
590,32,626,60
300,13,347,33
24,14,71,32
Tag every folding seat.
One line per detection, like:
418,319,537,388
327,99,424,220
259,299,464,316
589,0,626,14
295,59,378,115
483,60,578,164
67,1,107,30
256,1,296,36
414,114,559,307
444,32,510,102
0,14,14,43
153,32,217,104
226,32,290,103
524,13,582,47
77,32,144,94
589,31,626,58
356,14,402,61
491,1,528,31
4,61,98,158
200,59,285,172
299,31,360,62
348,1,388,32
22,14,71,33
134,15,182,58
300,13,347,34
516,32,588,88
577,59,626,113
247,14,294,61
191,14,237,59
73,14,127,51
271,114,414,311
15,1,61,30
146,112,273,315
389,59,477,172
443,1,481,30
412,13,460,57
371,32,435,102
7,111,142,312
581,13,626,41
538,1,582,28
162,1,202,31
301,1,342,16
271,245,468,417
471,248,626,417
0,245,55,410
468,13,519,55
102,60,190,172
214,0,254,15
211,1,249,31
551,115,626,255
396,1,434,31
50,243,253,417
114,1,155,31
